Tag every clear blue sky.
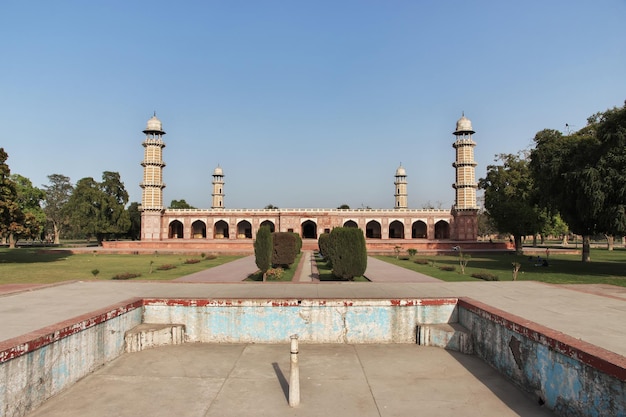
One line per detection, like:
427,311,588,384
1,1,625,209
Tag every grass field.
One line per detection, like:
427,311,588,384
0,248,242,284
376,248,626,286
2,247,625,286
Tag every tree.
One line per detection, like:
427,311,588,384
64,172,130,242
254,225,272,281
264,204,278,209
337,204,350,209
478,153,546,254
42,174,73,244
127,202,141,240
0,148,22,248
530,102,626,261
328,227,367,280
169,199,195,209
11,174,46,242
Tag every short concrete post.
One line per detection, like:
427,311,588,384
289,334,300,407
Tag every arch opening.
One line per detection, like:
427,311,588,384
168,220,184,239
237,220,252,239
389,220,405,239
214,220,229,239
301,220,317,239
435,220,450,239
366,220,381,239
191,220,206,239
343,220,358,228
260,220,275,233
412,221,427,239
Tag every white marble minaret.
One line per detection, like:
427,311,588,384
452,113,478,210
394,164,408,209
211,166,225,209
140,114,166,240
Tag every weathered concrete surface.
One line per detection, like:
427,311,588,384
24,344,555,417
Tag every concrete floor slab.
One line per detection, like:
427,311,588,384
25,344,555,417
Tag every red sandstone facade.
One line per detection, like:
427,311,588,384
103,114,499,253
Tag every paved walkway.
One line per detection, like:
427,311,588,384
173,251,440,284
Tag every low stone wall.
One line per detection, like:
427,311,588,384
142,298,459,344
0,300,143,417
458,298,626,417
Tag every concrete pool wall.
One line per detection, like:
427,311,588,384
1,297,624,417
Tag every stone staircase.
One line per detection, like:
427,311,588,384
124,323,186,353
417,323,473,354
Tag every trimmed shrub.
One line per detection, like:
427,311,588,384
471,272,500,281
329,227,367,280
438,265,455,272
272,232,297,267
291,232,302,254
413,258,429,265
112,272,141,280
254,226,273,278
157,264,176,270
184,258,201,264
318,233,331,262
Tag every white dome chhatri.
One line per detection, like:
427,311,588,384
395,164,406,176
455,113,474,135
145,114,164,132
213,165,224,176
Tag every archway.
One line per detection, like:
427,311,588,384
214,220,229,239
366,220,381,239
191,220,206,238
343,220,358,228
169,220,183,239
434,220,450,239
260,220,275,233
301,220,317,239
389,220,405,239
412,221,427,238
237,220,252,239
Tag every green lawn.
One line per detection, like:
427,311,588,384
376,248,626,286
0,248,242,284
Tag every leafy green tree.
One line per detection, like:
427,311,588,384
337,204,350,209
11,174,46,242
530,103,626,261
169,199,195,209
0,148,22,248
127,202,141,240
254,225,272,281
65,172,130,242
264,204,278,209
328,227,367,280
479,153,546,254
42,174,73,244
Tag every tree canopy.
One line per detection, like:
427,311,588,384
42,174,73,244
64,172,130,242
529,101,626,261
0,148,22,247
479,153,546,254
